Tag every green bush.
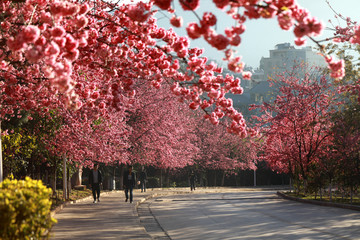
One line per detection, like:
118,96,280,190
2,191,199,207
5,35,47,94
0,176,57,240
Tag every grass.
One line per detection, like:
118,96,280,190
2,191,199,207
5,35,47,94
50,189,92,210
286,192,360,206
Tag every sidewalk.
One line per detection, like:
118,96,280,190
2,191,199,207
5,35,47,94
50,188,191,240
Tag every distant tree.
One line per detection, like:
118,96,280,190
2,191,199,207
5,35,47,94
329,102,360,202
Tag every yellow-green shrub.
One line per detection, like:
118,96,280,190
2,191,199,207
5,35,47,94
0,177,57,240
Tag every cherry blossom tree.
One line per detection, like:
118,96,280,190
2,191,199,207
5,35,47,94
126,79,199,169
189,111,257,186
252,65,335,193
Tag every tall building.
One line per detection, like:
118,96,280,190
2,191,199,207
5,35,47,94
259,43,327,80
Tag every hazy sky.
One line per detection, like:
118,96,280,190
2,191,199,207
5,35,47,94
153,0,360,68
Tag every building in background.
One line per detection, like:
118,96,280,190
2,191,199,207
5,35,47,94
230,43,327,117
259,42,327,81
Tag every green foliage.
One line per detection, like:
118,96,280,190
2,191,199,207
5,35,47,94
0,177,57,240
147,177,159,188
2,130,38,178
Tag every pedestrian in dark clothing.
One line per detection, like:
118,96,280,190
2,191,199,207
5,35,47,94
89,163,102,203
123,165,136,203
190,171,196,191
139,167,147,192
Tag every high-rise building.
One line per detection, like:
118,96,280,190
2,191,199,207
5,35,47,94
259,43,327,80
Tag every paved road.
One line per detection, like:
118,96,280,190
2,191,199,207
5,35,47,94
140,191,360,240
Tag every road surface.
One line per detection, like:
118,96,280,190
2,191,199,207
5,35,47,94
138,190,360,240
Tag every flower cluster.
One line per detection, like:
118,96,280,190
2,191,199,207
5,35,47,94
325,56,345,79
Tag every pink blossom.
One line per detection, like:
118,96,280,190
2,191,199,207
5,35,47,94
231,87,244,95
170,16,183,28
64,49,79,61
278,11,294,30
186,23,202,39
189,102,199,110
230,34,241,46
327,58,345,79
305,17,323,36
64,3,79,16
127,3,151,23
65,35,79,51
91,91,100,100
154,0,172,10
350,25,360,44
75,16,88,29
51,26,66,38
1,129,9,136
79,3,90,15
213,0,230,9
98,102,106,109
242,71,252,80
179,0,200,11
35,36,47,46
233,23,246,33
208,89,220,99
294,37,306,46
0,61,8,70
7,37,25,51
22,25,41,43
201,12,217,27
210,116,219,125
210,34,229,50
276,0,296,8
177,49,188,58
294,23,310,38
54,37,66,48
25,46,43,63
228,57,244,73
40,11,52,24
259,4,277,19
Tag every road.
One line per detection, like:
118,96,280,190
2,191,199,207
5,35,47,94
138,190,360,240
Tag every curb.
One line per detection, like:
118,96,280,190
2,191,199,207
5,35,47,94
277,191,360,211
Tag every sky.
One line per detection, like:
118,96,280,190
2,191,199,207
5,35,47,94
152,0,360,68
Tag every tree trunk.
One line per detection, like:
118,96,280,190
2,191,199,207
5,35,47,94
320,188,322,200
50,166,57,196
160,169,163,188
63,156,67,200
329,180,332,202
214,170,217,187
119,164,124,190
221,171,225,186
165,168,170,187
112,167,116,190
67,167,71,200
199,172,204,187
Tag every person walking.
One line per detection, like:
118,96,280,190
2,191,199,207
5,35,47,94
123,165,136,203
89,163,102,203
189,171,196,191
139,167,147,192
